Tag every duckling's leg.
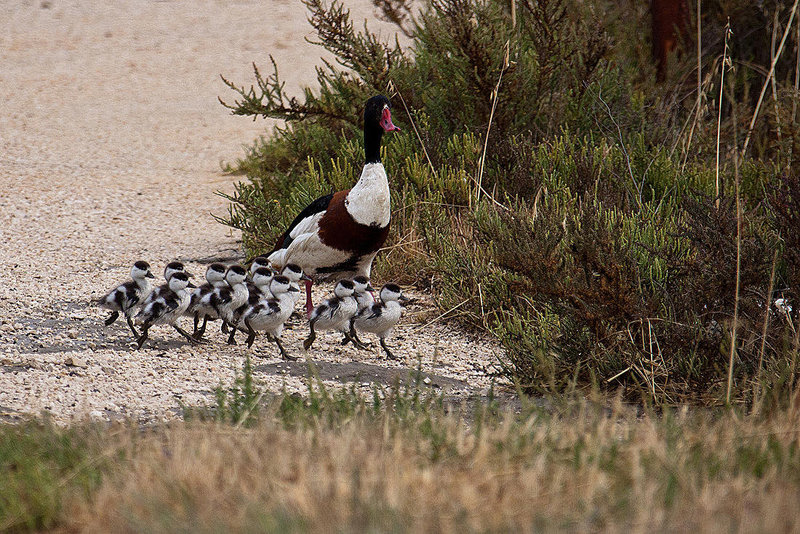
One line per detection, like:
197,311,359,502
343,331,369,350
226,323,238,345
174,324,205,345
303,319,317,350
136,324,151,350
380,338,398,360
104,311,119,326
243,319,256,348
349,322,367,347
193,312,208,338
273,336,297,361
124,315,140,338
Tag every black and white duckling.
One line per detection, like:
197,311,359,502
303,279,360,350
245,256,274,300
208,264,249,345
139,261,191,311
351,283,408,360
282,263,311,300
186,262,228,339
134,271,198,349
240,275,300,359
226,266,276,336
346,275,375,344
96,260,155,338
245,266,277,306
352,275,375,312
250,255,271,277
281,264,311,320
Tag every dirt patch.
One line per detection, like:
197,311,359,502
0,0,510,424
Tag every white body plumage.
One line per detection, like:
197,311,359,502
309,280,358,334
242,276,298,339
135,272,194,327
186,263,228,320
352,284,407,359
97,261,155,318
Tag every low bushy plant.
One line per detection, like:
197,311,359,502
219,0,800,405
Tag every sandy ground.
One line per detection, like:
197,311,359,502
0,0,506,424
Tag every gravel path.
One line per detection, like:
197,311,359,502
0,0,506,424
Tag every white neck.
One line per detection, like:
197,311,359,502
233,282,249,300
134,277,151,290
345,162,390,227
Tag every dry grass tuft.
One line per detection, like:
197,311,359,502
46,391,800,533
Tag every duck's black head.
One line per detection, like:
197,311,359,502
363,95,400,164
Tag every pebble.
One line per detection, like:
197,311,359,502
65,357,89,368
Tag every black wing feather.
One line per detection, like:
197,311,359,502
272,193,334,252
362,303,383,320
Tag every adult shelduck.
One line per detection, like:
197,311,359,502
267,94,400,315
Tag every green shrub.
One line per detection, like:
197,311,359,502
0,421,109,532
219,0,800,404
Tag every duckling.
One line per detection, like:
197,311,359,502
352,275,375,312
186,263,227,339
245,263,276,306
351,283,408,359
240,275,301,359
281,263,311,304
346,275,374,345
135,271,198,349
139,261,190,311
303,279,360,350
250,255,271,276
96,260,155,338
227,267,276,332
208,265,249,345
245,266,276,306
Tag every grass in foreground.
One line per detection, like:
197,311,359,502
3,376,800,533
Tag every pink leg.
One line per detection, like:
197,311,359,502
305,279,314,317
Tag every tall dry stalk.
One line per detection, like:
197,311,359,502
790,14,800,170
681,0,704,172
741,0,800,160
715,21,732,209
388,81,437,181
727,64,742,406
754,250,779,408
697,0,702,103
475,40,510,208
